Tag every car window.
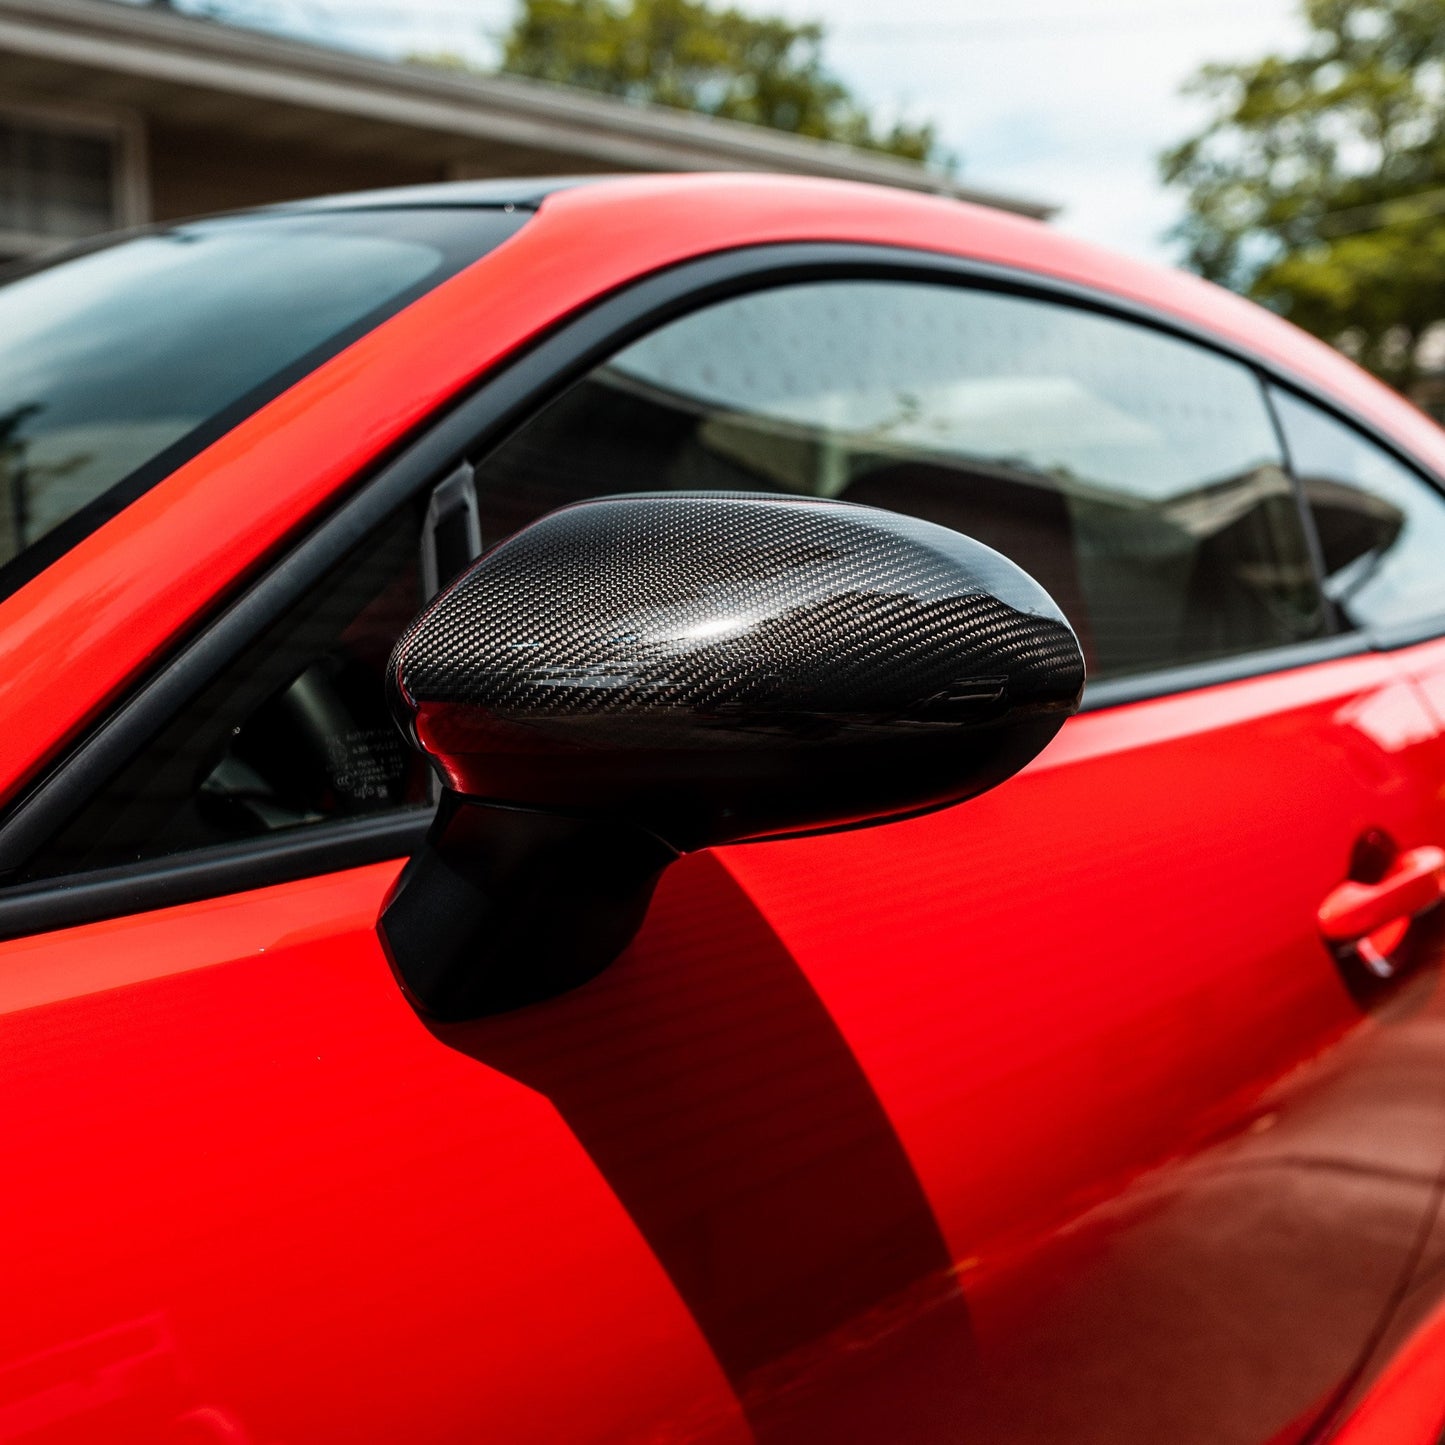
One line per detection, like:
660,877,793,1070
12,276,1333,885
471,279,1326,680
0,205,521,596
1270,387,1445,634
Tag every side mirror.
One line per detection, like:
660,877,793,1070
379,493,1085,1020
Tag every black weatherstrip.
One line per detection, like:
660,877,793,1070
0,810,432,941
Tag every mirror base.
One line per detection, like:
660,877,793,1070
378,794,678,1021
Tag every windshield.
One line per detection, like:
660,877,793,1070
0,205,524,594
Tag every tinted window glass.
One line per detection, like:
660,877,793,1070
474,281,1324,680
1272,387,1445,633
0,206,519,592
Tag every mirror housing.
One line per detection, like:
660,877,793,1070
380,494,1084,1019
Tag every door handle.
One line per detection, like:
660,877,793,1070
1318,844,1445,975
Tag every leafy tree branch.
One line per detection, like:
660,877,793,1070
1162,0,1445,392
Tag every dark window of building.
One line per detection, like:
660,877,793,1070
1271,387,1445,634
472,279,1326,680
0,116,117,244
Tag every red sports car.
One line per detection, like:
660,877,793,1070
3,173,1445,1444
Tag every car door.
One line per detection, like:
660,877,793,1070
3,247,1445,1445
428,268,1445,1443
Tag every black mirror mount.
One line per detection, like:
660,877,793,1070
378,493,1085,1020
381,794,677,1021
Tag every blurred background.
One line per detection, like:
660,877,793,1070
4,0,1445,414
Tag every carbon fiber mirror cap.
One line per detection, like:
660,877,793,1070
388,492,1085,852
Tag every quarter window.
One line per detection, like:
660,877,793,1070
1271,387,1445,634
473,280,1326,680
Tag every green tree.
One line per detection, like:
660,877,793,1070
1161,0,1445,392
494,0,944,166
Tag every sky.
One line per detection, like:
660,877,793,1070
172,0,1311,263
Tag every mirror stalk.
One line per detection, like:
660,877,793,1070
379,795,677,1021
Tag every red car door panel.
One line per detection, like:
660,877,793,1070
1399,636,1445,744
0,865,752,1445
723,650,1445,1442
4,649,1445,1443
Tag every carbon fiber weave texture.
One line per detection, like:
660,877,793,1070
391,493,1083,733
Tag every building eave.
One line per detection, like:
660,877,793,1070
0,0,1056,219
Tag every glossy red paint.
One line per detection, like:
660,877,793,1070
717,648,1445,1441
1327,1295,1445,1444
5,175,1445,1444
0,865,750,1445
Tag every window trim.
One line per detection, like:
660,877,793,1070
0,238,1437,938
0,807,432,942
